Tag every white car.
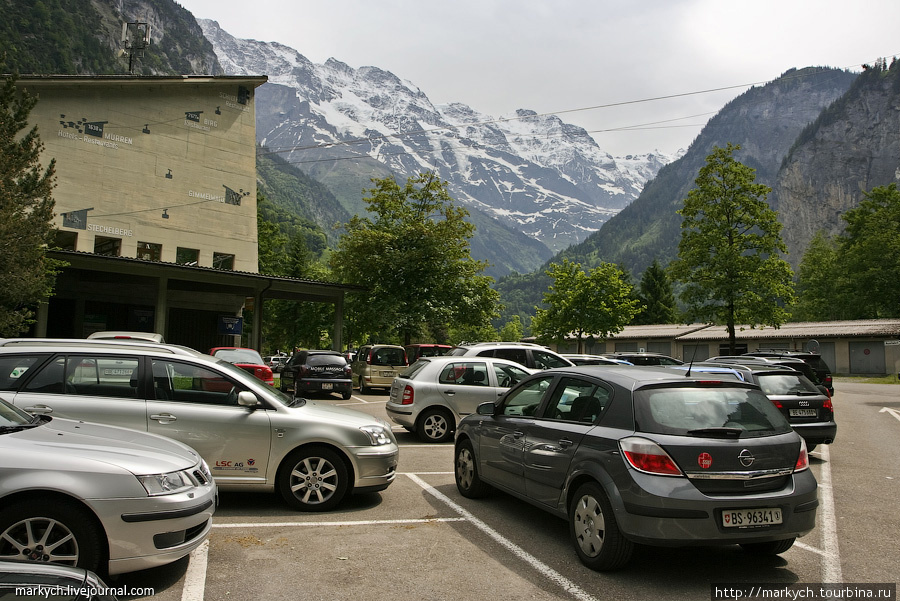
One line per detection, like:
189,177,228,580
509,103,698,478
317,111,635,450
0,339,399,512
0,397,215,576
386,356,534,442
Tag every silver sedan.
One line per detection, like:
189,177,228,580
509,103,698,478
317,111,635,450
0,397,216,576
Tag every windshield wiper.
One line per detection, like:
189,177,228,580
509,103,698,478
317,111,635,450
686,427,743,438
290,396,307,408
0,424,40,434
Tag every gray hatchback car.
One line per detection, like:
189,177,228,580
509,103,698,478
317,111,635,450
454,365,818,571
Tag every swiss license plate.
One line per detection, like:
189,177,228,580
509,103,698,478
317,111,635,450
722,508,783,528
789,408,817,417
321,382,333,390
381,371,395,377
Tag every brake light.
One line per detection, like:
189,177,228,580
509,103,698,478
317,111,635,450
366,351,372,365
620,437,683,476
401,385,414,405
770,399,783,409
795,438,809,472
823,397,833,415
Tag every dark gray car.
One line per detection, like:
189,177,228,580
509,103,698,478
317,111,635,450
454,365,818,571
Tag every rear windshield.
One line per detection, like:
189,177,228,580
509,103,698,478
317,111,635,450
307,354,346,367
371,347,406,366
756,373,820,395
398,360,430,379
214,349,264,364
634,385,792,438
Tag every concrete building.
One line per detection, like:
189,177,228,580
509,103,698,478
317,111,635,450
17,75,353,352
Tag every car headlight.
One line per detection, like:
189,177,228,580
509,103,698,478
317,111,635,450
137,469,196,496
359,425,392,445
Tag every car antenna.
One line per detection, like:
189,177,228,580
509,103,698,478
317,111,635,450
685,342,700,377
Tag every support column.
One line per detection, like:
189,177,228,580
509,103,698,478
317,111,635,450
155,277,168,339
332,293,344,351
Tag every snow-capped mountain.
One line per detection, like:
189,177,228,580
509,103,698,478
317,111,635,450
198,19,678,255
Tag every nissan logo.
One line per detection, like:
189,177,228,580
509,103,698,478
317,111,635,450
738,449,755,467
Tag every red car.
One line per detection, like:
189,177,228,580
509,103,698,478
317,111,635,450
209,347,275,386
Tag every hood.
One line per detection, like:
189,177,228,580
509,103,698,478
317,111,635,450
292,400,391,429
1,417,200,475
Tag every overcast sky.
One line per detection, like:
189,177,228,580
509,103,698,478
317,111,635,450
176,0,900,157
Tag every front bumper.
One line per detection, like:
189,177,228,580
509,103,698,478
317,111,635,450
89,482,217,575
348,444,399,493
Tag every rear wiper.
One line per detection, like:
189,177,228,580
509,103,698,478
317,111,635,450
686,427,743,438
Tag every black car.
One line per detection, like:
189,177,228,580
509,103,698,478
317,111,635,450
600,352,683,366
743,351,834,395
281,350,353,400
711,356,820,389
454,365,817,571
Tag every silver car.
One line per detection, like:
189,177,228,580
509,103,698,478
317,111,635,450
0,339,398,512
386,356,534,442
0,397,215,576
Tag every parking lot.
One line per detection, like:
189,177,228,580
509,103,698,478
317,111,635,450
111,383,899,601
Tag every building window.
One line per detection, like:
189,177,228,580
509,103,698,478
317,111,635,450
176,247,200,266
94,236,121,256
213,252,235,270
137,241,162,262
54,231,77,250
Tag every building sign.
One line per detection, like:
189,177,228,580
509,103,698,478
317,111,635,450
61,207,94,230
218,315,243,335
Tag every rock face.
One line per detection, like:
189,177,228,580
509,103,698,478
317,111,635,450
196,19,677,269
772,60,900,267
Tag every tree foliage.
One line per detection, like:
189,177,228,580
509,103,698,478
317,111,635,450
0,72,63,335
794,231,847,321
330,173,499,345
669,144,795,353
633,259,677,325
531,259,641,352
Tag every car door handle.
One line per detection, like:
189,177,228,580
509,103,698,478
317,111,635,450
558,438,574,448
445,389,456,396
25,405,53,414
513,430,525,438
150,413,177,423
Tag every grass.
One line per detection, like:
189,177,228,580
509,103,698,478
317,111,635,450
834,374,900,385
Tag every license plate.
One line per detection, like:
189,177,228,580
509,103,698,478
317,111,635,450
321,383,333,390
722,508,783,528
381,371,395,377
789,408,817,417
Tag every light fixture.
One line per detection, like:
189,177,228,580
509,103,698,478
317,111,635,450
161,209,169,219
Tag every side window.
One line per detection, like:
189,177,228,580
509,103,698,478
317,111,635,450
152,359,242,405
23,356,66,394
493,363,530,388
493,348,527,367
0,355,50,391
532,350,569,369
438,362,488,386
65,355,140,399
501,375,554,416
543,377,611,423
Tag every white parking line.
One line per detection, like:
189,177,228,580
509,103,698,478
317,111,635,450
181,540,208,601
405,473,600,601
211,517,466,529
817,444,842,582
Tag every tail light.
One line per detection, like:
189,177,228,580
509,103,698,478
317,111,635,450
343,365,352,377
366,351,372,364
770,399,783,409
401,385,414,405
824,374,833,388
620,437,683,476
299,365,309,377
794,438,809,472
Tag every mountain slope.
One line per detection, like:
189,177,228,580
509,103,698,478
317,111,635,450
196,18,676,276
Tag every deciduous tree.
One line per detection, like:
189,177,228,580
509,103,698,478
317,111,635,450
669,144,795,353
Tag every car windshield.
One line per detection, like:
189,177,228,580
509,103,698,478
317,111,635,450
398,360,430,379
633,384,792,438
0,397,38,428
756,373,821,395
214,348,265,364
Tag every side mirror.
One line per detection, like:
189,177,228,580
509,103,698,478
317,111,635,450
476,401,496,416
237,391,260,408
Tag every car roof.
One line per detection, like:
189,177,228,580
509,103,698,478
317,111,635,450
0,338,201,357
539,365,759,388
86,330,164,343
414,355,533,367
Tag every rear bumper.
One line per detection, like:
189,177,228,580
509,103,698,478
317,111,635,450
792,421,837,445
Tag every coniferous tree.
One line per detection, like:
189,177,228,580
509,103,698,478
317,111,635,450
634,259,677,325
0,72,63,335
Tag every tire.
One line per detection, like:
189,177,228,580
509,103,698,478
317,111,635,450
568,481,634,571
341,391,352,400
417,408,454,443
740,538,796,555
277,446,350,511
454,439,489,498
358,377,370,395
0,499,104,574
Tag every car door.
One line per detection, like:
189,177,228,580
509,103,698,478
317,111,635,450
436,361,498,420
521,376,612,507
478,374,554,494
8,353,147,431
147,358,273,485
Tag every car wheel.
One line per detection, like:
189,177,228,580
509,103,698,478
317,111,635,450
341,391,352,400
277,446,349,512
740,538,796,555
455,439,489,498
568,481,634,571
358,377,370,394
417,408,454,443
0,499,104,574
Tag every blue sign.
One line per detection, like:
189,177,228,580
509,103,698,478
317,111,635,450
218,316,243,335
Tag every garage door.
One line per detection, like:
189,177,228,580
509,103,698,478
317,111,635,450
849,341,885,374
